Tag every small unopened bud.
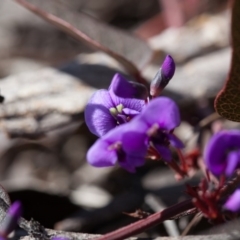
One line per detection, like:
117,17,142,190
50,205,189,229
150,55,175,97
110,73,148,100
0,201,22,237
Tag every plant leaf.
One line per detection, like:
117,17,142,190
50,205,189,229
14,0,153,78
214,0,240,122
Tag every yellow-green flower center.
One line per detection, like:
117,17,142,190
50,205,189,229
109,104,124,117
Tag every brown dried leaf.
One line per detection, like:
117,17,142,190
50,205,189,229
215,0,240,122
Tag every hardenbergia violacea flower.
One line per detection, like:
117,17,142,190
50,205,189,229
85,73,145,137
204,130,240,176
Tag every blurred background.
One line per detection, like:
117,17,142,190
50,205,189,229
0,0,237,238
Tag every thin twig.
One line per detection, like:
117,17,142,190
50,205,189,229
181,212,202,236
95,199,194,240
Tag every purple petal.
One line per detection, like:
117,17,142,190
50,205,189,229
118,120,148,172
224,189,240,212
122,108,139,117
161,55,175,81
108,77,145,113
154,144,172,161
119,156,145,173
87,120,149,172
86,123,129,168
122,130,148,157
109,73,148,100
87,89,114,109
109,73,135,98
204,130,240,176
111,95,145,115
167,133,184,148
139,97,180,130
85,90,116,137
87,139,118,167
225,151,240,176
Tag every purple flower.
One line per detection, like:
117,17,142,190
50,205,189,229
0,201,22,238
87,97,183,171
87,120,148,172
224,189,240,212
136,97,184,161
150,55,175,97
204,130,240,176
85,73,145,137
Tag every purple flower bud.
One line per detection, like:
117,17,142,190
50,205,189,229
150,55,175,97
162,55,175,81
224,189,240,212
0,201,22,237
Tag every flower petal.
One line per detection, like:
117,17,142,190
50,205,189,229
154,144,172,161
119,119,148,172
119,156,145,173
87,138,118,167
109,73,148,100
122,130,148,157
204,130,240,176
167,133,185,148
139,97,181,130
225,150,240,176
108,76,145,113
224,189,240,212
109,73,135,98
85,90,116,137
87,120,148,172
122,108,139,117
88,89,114,108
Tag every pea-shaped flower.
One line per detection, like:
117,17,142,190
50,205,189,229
87,97,183,171
136,97,184,161
85,73,145,137
204,130,240,176
87,119,148,172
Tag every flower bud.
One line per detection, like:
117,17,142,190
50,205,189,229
150,55,175,97
0,201,22,237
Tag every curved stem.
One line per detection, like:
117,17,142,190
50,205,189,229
95,199,194,240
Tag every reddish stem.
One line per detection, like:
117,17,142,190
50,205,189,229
95,199,193,240
167,161,187,179
176,148,187,173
